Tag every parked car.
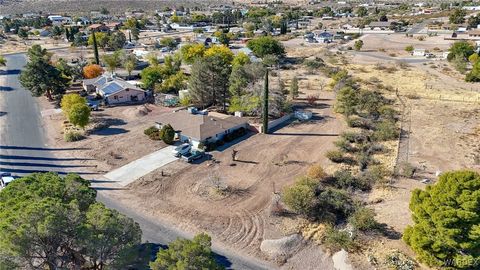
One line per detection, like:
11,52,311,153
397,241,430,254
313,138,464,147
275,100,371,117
87,102,99,111
181,150,205,162
1,173,14,188
172,143,191,157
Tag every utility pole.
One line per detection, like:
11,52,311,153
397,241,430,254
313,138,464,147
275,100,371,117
91,29,100,65
263,69,269,134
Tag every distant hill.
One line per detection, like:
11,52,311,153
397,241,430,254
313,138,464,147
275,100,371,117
0,0,212,15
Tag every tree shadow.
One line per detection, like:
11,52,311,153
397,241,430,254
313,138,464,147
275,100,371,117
0,69,21,76
89,127,129,136
0,86,14,91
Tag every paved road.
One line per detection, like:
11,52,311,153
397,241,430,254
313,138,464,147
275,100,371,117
0,53,273,270
347,50,429,64
407,19,432,35
0,54,94,176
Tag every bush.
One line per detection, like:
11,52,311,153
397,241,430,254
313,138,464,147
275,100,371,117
373,120,398,141
312,187,355,222
385,251,416,270
323,227,355,252
161,124,175,144
306,164,327,180
346,117,372,129
283,177,318,216
348,207,379,231
405,45,414,53
334,138,356,153
144,126,162,140
326,150,346,163
333,169,371,191
144,126,159,136
398,162,415,178
64,131,84,142
341,131,369,144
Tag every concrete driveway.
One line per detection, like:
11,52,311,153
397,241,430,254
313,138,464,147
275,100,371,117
104,146,178,186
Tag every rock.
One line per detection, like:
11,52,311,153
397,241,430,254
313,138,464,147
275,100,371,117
332,249,353,270
260,234,304,260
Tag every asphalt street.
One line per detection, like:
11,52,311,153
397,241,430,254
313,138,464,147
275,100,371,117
0,53,272,270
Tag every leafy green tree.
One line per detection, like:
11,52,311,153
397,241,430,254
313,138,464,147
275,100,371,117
204,45,234,66
102,50,123,73
403,170,480,269
61,93,86,117
449,8,467,24
160,37,177,50
140,65,163,89
468,53,479,64
88,32,109,51
81,203,142,269
123,53,137,79
19,45,70,100
180,43,206,64
108,31,127,50
232,52,251,68
354,40,364,51
357,6,368,17
156,71,186,93
51,25,64,38
18,27,28,39
448,41,475,61
247,36,285,58
466,61,480,82
0,173,141,269
468,14,480,29
68,103,90,128
160,124,175,144
150,233,224,270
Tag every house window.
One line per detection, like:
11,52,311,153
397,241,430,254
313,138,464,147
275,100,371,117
114,95,118,100
126,88,130,91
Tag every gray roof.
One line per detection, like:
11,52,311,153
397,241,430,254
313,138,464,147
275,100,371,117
157,110,248,141
84,74,144,96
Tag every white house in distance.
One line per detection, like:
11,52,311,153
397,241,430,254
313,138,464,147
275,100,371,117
155,109,249,148
83,74,147,105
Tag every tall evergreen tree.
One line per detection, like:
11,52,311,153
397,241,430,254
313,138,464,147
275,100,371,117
91,30,100,65
19,45,70,101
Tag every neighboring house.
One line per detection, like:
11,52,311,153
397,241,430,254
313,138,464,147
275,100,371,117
155,109,249,148
315,31,333,43
368,21,392,30
83,74,147,105
237,47,261,62
48,15,72,25
87,24,110,32
468,29,480,38
106,22,122,31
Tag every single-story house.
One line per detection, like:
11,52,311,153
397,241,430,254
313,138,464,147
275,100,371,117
315,31,333,43
83,74,147,105
155,109,249,148
368,21,392,30
468,29,480,38
106,22,122,31
87,24,110,32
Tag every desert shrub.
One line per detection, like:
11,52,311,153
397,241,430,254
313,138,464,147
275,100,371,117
346,117,372,129
405,45,414,52
341,131,369,144
326,150,346,163
348,207,379,231
379,106,397,121
323,227,355,252
355,151,374,171
64,131,84,142
306,164,327,180
333,169,371,191
334,138,356,153
398,162,416,178
144,126,162,140
144,126,159,136
311,187,356,222
373,120,398,141
385,251,416,270
360,165,390,187
282,176,318,216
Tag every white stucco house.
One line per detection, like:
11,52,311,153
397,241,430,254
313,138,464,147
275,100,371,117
83,74,148,105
